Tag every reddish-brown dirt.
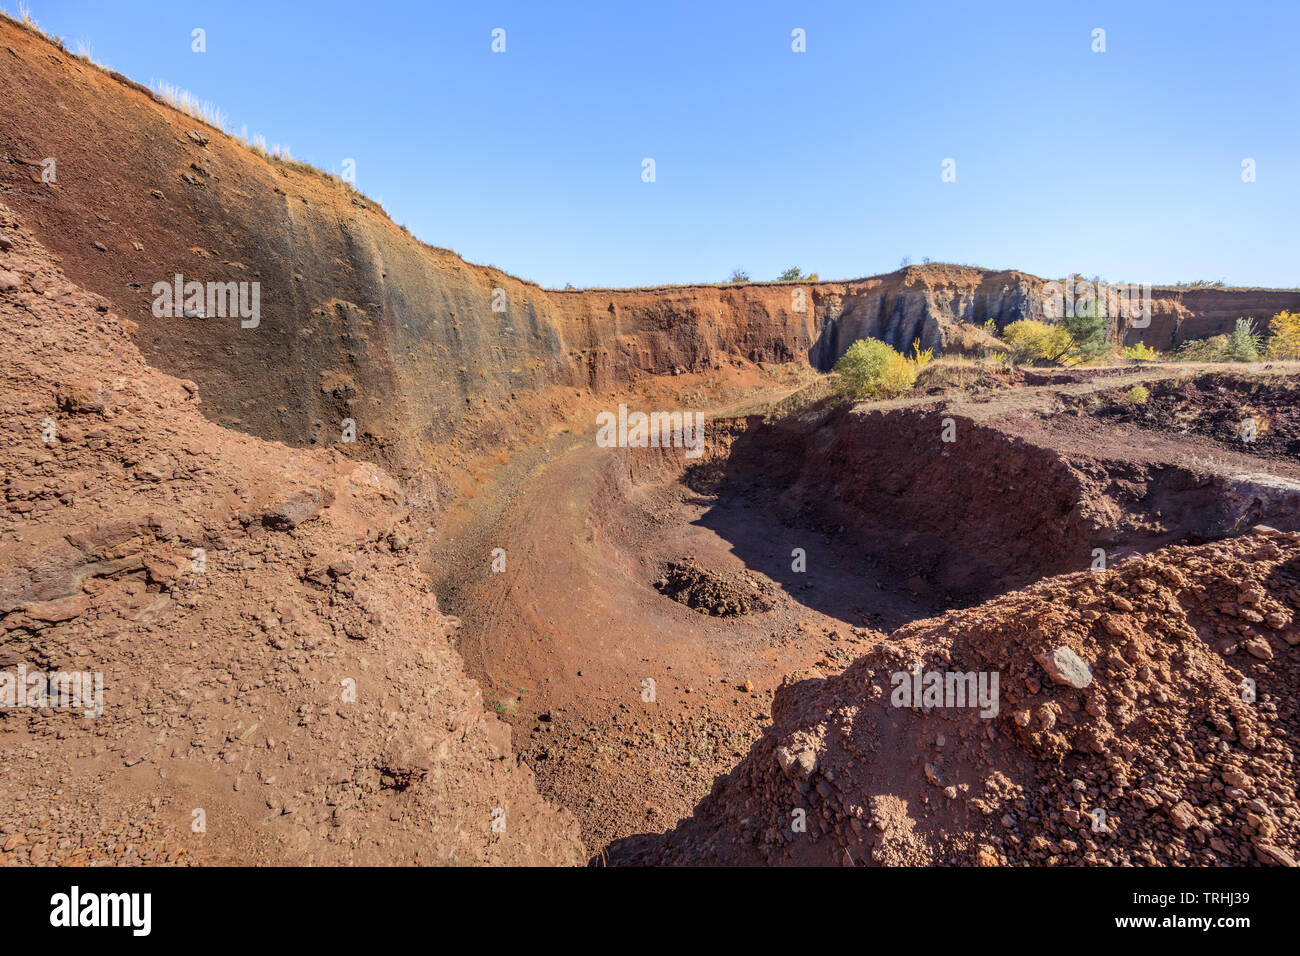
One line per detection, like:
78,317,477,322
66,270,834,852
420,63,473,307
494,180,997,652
426,384,894,856
424,358,1300,860
1068,371,1300,463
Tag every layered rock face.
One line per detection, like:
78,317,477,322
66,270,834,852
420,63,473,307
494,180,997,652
806,269,1300,370
807,267,1042,369
1141,287,1300,350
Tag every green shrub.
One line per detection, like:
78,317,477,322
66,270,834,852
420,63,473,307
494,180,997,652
1123,385,1150,405
834,338,930,400
1002,320,1071,364
1176,319,1262,363
1122,342,1159,361
1061,301,1112,364
1224,317,1262,361
1175,334,1229,362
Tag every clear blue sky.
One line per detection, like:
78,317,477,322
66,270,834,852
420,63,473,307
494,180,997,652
14,0,1300,288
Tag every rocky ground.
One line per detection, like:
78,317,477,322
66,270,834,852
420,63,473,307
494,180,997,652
653,560,778,617
609,529,1300,866
1069,371,1300,463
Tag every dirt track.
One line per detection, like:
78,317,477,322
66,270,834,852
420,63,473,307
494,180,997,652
425,379,888,853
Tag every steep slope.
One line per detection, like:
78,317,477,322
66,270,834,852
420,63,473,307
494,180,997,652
808,265,1042,369
0,202,584,865
808,269,1300,370
0,17,812,477
1140,286,1300,351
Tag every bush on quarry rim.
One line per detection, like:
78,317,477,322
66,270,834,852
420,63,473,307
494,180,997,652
834,338,931,400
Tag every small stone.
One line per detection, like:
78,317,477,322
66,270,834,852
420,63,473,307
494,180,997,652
1244,638,1273,661
1101,614,1127,637
1254,841,1297,867
1223,769,1253,790
1036,646,1093,689
776,743,817,781
261,487,332,530
1168,801,1197,830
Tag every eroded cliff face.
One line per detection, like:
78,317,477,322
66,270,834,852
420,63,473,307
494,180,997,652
2,18,1296,475
806,270,1300,370
807,266,1043,369
0,21,814,476
1139,288,1300,350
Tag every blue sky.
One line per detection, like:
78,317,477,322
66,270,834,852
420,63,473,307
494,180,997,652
14,0,1300,288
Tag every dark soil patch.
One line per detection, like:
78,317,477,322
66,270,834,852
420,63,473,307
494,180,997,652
1068,372,1300,463
654,560,776,617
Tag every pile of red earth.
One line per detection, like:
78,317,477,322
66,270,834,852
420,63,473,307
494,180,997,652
611,529,1300,866
0,204,584,865
653,560,776,617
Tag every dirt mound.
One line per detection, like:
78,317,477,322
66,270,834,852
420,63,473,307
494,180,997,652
912,360,1025,396
610,529,1300,866
0,204,584,865
653,560,776,617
